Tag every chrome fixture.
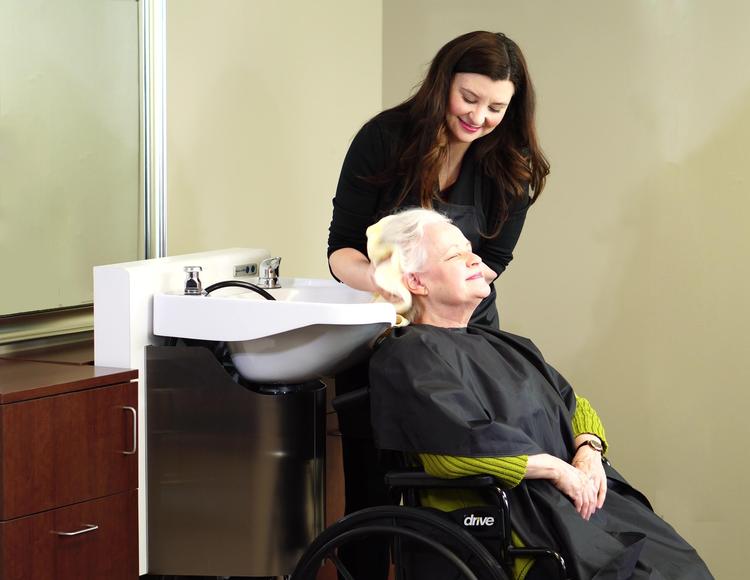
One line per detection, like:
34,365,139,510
142,0,168,260
233,262,258,277
258,257,281,288
183,266,203,295
146,346,325,576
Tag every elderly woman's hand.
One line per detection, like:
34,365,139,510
552,460,600,520
572,438,607,511
526,453,599,520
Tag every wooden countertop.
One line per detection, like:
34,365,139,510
0,359,136,404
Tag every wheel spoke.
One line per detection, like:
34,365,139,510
327,551,355,580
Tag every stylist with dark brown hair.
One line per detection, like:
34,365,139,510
326,31,550,579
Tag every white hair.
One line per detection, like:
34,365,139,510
366,208,451,317
372,208,451,272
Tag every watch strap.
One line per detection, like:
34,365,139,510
575,438,603,453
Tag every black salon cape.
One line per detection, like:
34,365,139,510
369,325,713,580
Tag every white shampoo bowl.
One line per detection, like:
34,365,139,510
152,278,396,383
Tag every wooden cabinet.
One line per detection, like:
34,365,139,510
324,379,345,530
0,358,138,580
319,383,345,580
0,490,137,580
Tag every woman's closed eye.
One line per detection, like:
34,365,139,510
462,95,505,113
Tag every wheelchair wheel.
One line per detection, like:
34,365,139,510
292,506,510,580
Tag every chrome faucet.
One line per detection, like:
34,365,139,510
184,266,203,295
258,257,281,288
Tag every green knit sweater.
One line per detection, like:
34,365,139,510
418,395,608,488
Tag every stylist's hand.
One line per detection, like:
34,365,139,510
572,440,607,510
367,261,406,304
552,459,600,520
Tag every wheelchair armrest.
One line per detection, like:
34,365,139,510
385,470,496,489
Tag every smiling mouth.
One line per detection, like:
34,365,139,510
458,118,481,133
466,272,483,281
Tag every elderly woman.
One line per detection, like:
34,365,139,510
366,208,712,580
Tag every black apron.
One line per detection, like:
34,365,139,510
434,150,498,329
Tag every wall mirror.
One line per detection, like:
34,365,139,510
0,0,149,342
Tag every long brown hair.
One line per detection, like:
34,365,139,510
381,31,549,234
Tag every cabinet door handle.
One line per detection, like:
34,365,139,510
52,523,99,537
120,405,138,455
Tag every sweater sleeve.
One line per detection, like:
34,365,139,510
327,118,391,261
416,397,608,489
572,395,608,453
419,453,527,489
478,191,531,278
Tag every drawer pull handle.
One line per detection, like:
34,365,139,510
120,406,138,455
52,523,99,537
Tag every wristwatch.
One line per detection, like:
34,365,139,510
576,438,603,453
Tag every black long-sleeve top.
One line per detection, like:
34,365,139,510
328,109,530,327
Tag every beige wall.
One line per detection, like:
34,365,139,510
167,0,382,277
384,1,749,576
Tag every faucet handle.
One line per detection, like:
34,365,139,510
184,266,203,295
259,257,281,288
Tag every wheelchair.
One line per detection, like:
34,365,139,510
291,388,569,580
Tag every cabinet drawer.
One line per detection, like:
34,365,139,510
0,490,137,580
0,381,137,519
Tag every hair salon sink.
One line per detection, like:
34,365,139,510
152,278,396,383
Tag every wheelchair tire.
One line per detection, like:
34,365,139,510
291,505,510,580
